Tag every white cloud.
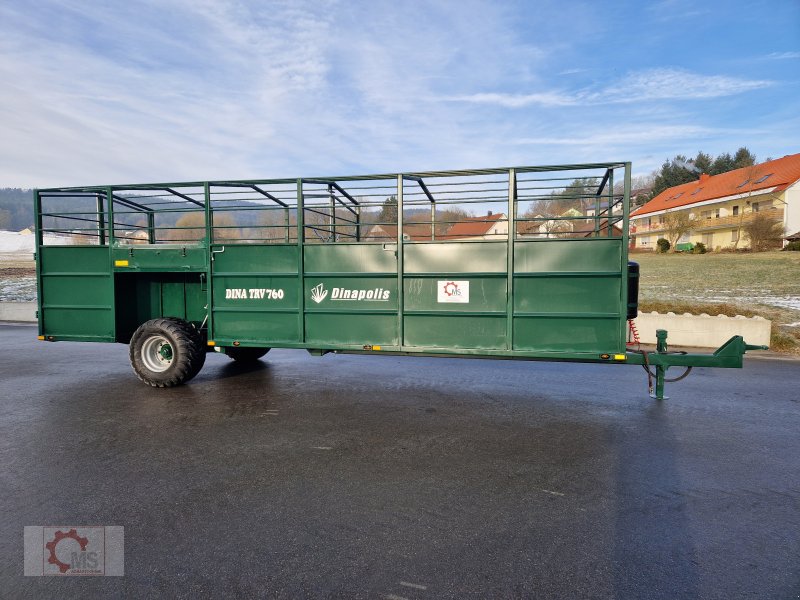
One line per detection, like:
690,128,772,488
766,51,800,60
446,68,772,108
512,125,724,146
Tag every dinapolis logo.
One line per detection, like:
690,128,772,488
310,283,390,304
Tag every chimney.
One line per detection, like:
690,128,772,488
487,211,493,216
699,173,710,183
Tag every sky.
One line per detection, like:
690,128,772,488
0,0,798,188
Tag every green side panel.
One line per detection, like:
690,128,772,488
211,244,300,343
514,239,621,273
213,312,299,344
513,317,620,353
302,245,398,347
513,239,624,353
212,244,298,273
304,243,397,273
404,241,506,273
303,276,398,346
514,276,621,314
403,242,507,349
404,277,507,312
404,315,506,349
112,245,207,271
39,246,114,341
304,313,397,346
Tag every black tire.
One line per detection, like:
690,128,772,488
129,318,206,387
225,347,270,363
165,318,206,380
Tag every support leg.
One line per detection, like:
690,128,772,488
653,329,669,400
654,365,667,400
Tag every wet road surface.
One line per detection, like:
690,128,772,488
1,323,799,598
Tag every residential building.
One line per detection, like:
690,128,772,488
367,213,507,241
630,153,800,250
439,213,507,240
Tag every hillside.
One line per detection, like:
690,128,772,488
0,188,34,231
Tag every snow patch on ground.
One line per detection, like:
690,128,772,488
0,277,37,302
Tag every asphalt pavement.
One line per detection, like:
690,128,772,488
1,323,798,599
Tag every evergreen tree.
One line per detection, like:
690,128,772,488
710,152,735,175
693,151,713,174
732,147,756,170
378,195,397,224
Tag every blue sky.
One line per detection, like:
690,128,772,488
0,0,798,187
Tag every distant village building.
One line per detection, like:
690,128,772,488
439,213,507,240
630,153,800,250
366,213,507,241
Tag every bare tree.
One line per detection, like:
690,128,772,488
744,214,783,252
662,210,692,252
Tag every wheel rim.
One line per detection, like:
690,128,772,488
141,335,174,373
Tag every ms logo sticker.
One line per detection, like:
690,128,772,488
437,280,469,303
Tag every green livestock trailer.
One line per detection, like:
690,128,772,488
34,162,766,399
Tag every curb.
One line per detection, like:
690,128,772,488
0,302,37,322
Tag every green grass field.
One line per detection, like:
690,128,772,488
634,251,800,352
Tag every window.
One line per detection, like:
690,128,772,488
731,230,739,242
691,188,702,196
640,236,651,246
672,192,683,200
732,206,739,216
701,210,712,220
752,202,759,212
737,179,750,188
714,208,720,218
754,173,772,184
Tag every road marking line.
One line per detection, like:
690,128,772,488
541,489,565,496
311,446,333,450
385,595,410,600
399,581,428,590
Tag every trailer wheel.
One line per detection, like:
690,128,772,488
129,318,206,387
225,347,270,363
165,318,206,380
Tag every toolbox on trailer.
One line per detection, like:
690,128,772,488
34,162,765,398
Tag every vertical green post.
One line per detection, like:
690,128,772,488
297,179,305,343
106,187,115,245
621,163,631,349
96,193,106,246
106,186,116,340
328,184,336,242
607,169,614,238
430,203,435,240
33,189,43,335
204,182,213,338
147,212,156,244
397,174,404,349
506,168,516,350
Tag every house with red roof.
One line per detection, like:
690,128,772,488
439,213,507,240
367,213,507,241
630,153,800,250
